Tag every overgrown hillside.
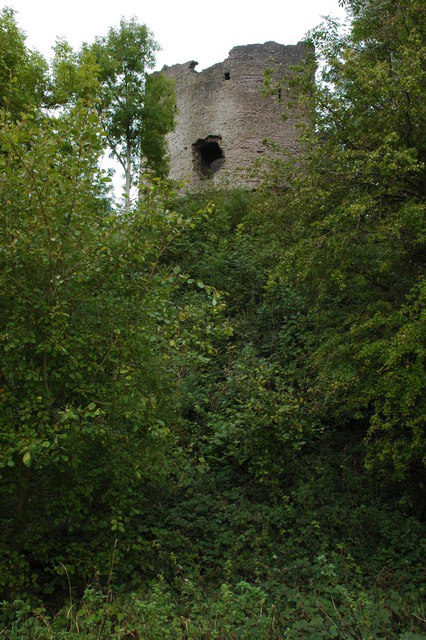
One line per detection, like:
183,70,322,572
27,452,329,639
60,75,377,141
0,0,424,638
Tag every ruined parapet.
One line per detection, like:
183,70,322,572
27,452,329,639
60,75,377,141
161,41,308,190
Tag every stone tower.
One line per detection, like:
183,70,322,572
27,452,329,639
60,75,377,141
161,41,307,189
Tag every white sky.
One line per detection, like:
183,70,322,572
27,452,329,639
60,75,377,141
6,0,347,71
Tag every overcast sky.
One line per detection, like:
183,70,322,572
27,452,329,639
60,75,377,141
6,0,347,71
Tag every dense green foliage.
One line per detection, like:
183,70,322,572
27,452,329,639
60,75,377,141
273,0,425,486
0,0,424,638
0,7,48,118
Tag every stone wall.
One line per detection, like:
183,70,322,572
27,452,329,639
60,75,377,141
161,41,307,189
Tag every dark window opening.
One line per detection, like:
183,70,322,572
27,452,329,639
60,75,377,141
224,71,230,80
192,136,224,178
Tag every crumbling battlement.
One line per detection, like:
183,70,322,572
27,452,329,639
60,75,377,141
161,41,307,189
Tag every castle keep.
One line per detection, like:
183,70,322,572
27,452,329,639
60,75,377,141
161,41,307,189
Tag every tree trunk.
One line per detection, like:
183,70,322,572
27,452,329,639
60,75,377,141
125,133,131,213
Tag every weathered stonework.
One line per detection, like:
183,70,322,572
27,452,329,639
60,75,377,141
161,41,307,189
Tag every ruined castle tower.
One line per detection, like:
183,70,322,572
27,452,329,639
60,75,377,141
161,41,307,189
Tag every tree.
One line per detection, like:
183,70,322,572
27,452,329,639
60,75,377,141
267,0,425,483
0,9,225,599
51,38,100,106
140,72,176,179
0,68,210,600
0,7,48,119
51,18,175,209
85,18,175,208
